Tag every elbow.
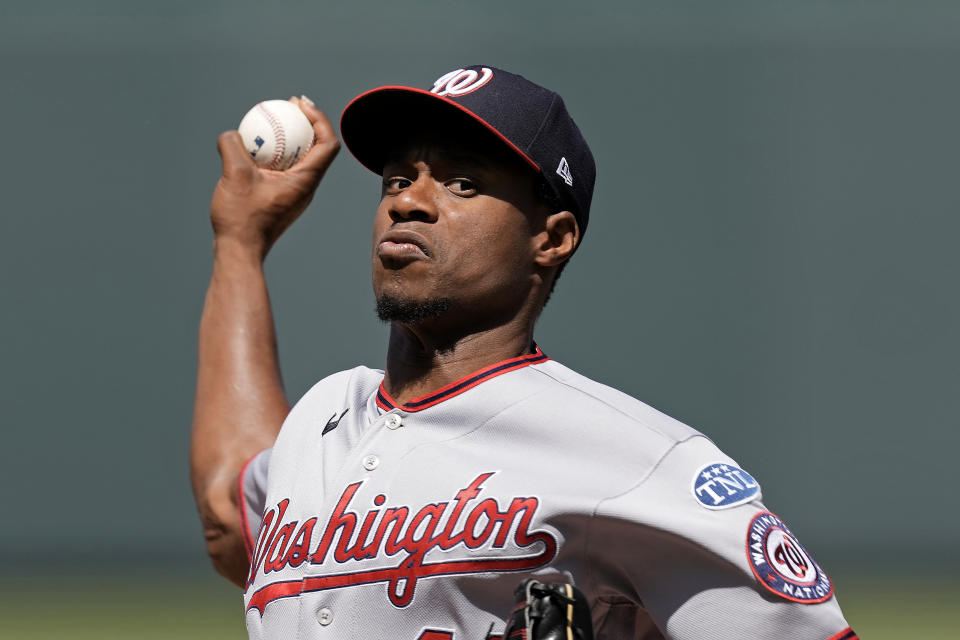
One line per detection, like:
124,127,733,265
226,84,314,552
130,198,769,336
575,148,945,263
205,527,250,588
197,487,250,588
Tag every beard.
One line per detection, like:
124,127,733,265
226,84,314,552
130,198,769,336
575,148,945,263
375,294,453,324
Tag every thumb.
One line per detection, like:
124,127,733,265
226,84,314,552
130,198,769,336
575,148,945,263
217,131,256,178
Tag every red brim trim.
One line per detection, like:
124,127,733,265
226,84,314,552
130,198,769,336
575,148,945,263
825,627,858,640
340,85,541,174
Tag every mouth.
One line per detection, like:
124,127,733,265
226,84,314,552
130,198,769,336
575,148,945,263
377,229,432,262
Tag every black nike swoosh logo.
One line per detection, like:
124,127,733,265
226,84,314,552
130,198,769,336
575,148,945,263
322,408,349,435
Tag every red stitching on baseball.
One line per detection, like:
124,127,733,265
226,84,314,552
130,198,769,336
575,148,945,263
256,102,287,170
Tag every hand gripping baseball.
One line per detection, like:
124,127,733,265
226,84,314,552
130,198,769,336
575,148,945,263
210,96,340,258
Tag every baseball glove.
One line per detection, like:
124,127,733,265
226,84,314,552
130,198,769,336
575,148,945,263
491,579,594,640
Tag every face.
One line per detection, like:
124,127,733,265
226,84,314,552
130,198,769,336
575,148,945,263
371,129,546,330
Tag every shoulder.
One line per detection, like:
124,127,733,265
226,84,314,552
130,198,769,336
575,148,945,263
527,358,703,445
291,366,383,413
505,357,731,492
267,366,382,478
530,359,759,496
274,366,382,442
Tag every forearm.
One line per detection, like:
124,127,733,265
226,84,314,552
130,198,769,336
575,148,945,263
191,237,290,584
194,237,289,460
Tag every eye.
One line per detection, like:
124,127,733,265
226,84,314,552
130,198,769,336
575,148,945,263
445,178,477,196
383,177,412,194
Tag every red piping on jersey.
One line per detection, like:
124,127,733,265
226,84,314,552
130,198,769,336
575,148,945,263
375,345,548,412
237,452,260,561
825,628,858,640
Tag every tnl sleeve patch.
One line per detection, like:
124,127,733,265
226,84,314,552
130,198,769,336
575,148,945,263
746,511,834,604
691,462,761,509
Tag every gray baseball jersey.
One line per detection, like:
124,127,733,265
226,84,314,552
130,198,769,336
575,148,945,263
239,348,856,640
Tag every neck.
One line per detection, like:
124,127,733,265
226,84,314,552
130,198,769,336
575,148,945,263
382,315,535,407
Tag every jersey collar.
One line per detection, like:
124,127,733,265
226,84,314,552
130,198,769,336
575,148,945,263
375,345,548,413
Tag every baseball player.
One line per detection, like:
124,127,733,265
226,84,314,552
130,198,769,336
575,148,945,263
192,65,858,640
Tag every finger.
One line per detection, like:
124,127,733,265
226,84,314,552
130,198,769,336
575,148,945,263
289,99,341,181
298,96,338,149
217,131,256,178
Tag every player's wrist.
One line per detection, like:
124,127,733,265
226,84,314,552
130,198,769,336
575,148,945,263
212,233,272,264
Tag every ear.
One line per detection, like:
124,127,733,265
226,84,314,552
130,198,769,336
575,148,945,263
532,210,579,267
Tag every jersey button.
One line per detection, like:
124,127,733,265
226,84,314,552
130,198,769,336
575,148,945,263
362,454,380,471
316,607,333,626
385,413,403,430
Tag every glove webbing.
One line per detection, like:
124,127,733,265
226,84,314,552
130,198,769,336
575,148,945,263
492,579,594,640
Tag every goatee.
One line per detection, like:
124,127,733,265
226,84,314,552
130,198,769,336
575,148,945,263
376,294,453,324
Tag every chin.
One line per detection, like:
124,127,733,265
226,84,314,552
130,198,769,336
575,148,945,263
375,293,453,324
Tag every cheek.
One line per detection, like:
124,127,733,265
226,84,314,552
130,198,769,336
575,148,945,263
369,205,393,287
370,202,390,248
447,212,531,284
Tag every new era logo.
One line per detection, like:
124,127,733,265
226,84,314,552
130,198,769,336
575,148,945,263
556,157,573,186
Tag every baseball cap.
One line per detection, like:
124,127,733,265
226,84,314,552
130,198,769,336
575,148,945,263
340,65,596,239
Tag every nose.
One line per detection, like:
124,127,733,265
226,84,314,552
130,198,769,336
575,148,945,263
389,175,439,223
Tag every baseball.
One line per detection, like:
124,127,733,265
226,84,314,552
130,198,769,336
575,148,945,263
238,100,315,171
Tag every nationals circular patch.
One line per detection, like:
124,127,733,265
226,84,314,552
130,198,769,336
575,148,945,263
746,511,833,604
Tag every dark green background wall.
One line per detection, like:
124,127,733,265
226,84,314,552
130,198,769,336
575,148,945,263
2,1,956,577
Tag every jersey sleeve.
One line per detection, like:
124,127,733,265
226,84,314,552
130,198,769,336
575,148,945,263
590,435,855,640
238,448,272,560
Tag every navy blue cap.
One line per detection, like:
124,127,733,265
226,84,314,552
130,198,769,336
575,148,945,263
341,65,596,238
